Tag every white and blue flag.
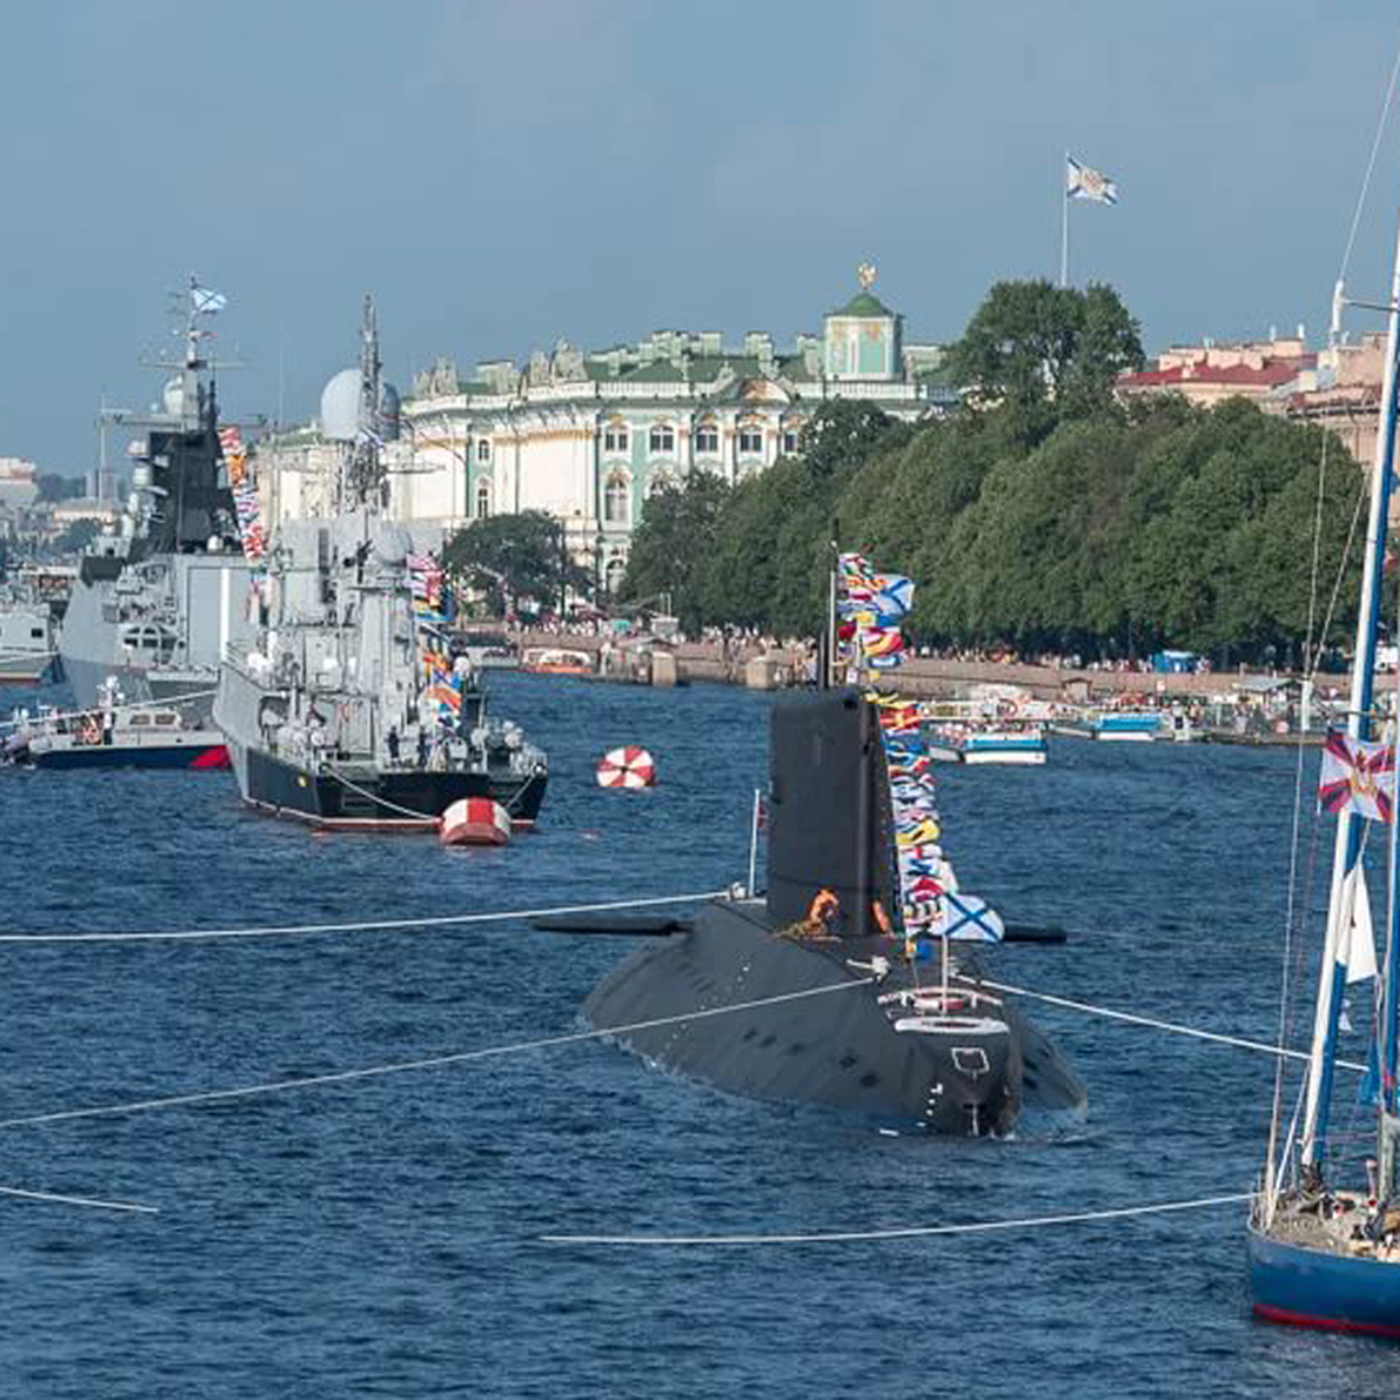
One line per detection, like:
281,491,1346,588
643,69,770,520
936,893,1005,943
1066,156,1118,205
191,285,227,314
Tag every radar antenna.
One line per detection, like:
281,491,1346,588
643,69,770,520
342,294,388,510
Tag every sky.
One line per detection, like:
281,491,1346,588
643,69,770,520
2,0,1399,474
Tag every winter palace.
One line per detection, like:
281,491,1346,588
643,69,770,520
258,269,951,595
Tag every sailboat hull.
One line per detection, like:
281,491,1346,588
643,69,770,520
1248,1226,1400,1337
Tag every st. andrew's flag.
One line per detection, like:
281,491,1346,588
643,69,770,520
191,285,227,314
1066,156,1118,205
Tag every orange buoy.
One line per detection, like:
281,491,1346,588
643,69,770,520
439,797,512,847
595,746,656,789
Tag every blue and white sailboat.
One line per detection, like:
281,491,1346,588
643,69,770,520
1247,199,1400,1336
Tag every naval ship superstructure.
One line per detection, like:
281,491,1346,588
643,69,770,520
58,281,255,715
213,297,549,830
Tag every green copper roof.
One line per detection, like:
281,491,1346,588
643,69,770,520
620,359,686,383
829,291,893,318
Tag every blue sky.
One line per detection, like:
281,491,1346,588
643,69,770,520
2,0,1398,473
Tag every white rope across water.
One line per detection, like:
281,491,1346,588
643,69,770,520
0,688,218,733
0,890,730,944
0,978,874,1130
0,1182,158,1214
539,1192,1254,1247
983,979,1369,1074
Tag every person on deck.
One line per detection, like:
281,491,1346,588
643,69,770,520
416,728,429,769
386,726,401,765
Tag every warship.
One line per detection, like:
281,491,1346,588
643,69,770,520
213,297,548,831
582,687,1085,1135
57,280,256,716
0,598,55,683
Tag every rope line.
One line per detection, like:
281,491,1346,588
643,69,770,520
1339,32,1400,284
0,977,873,1130
1,688,219,733
538,1192,1254,1246
983,979,1368,1073
323,763,439,822
0,1183,158,1214
0,889,730,944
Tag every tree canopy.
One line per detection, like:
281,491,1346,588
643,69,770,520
618,279,1364,665
944,279,1145,441
442,511,592,619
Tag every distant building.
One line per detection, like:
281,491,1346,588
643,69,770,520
255,270,952,593
0,456,39,511
1275,333,1385,471
1117,329,1387,472
1116,335,1317,409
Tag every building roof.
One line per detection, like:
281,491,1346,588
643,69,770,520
829,291,894,319
1118,355,1314,392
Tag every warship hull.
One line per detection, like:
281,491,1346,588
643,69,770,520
585,899,1085,1134
223,737,547,831
58,554,253,716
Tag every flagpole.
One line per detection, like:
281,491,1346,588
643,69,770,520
747,787,761,897
1060,151,1070,288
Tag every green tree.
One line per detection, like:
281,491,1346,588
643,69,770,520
945,279,1144,438
620,469,730,631
441,511,591,619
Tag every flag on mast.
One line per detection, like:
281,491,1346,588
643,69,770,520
191,285,227,314
1066,156,1118,205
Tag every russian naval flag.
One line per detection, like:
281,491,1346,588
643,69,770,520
1066,156,1118,205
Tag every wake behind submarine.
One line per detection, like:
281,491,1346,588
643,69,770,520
577,688,1085,1136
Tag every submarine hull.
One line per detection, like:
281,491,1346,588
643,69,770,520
584,899,1083,1134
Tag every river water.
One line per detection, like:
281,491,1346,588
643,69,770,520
1,672,1398,1398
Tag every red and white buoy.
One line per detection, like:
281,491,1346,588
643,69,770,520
595,745,656,789
439,797,512,846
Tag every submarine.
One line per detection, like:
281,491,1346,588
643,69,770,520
579,687,1086,1136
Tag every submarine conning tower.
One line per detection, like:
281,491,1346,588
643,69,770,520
766,689,898,940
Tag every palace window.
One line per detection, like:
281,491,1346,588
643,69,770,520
604,472,631,525
475,479,492,519
694,421,720,454
476,438,491,463
782,428,800,455
603,421,629,454
647,469,675,497
738,424,764,455
604,555,627,597
649,423,675,454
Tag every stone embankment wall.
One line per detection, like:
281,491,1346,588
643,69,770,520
505,626,1287,698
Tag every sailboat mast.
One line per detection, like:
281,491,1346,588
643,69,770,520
1299,201,1400,1175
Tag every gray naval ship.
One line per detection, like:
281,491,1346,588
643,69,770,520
583,689,1085,1135
58,281,255,715
213,297,549,830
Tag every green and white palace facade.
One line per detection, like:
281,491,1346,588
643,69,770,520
258,273,950,593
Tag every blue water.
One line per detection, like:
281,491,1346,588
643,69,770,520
2,673,1399,1398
